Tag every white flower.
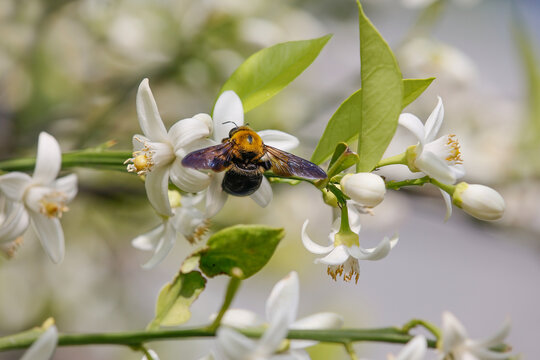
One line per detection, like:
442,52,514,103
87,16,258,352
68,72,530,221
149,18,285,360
439,311,512,360
399,97,464,184
301,210,398,283
21,324,58,360
205,91,300,217
0,132,77,264
399,97,465,221
398,38,477,87
452,183,505,221
126,78,214,216
142,349,160,360
340,173,386,208
132,191,209,268
214,271,343,360
393,335,427,360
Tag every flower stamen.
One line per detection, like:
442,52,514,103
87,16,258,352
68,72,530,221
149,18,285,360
185,219,211,244
125,137,155,175
446,134,463,164
39,192,69,218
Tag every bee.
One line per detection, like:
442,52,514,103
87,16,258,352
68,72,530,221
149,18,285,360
182,125,327,196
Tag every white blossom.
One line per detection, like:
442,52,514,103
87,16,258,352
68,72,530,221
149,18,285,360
452,183,505,221
132,191,209,268
341,173,386,208
125,78,214,216
213,272,343,360
0,132,77,264
394,335,427,360
301,208,398,283
205,91,299,217
439,311,512,360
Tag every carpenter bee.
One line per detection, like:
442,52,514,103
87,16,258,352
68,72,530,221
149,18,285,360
181,125,327,196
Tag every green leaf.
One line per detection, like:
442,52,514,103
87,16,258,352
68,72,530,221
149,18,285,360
513,14,540,150
402,78,435,108
147,271,206,330
218,35,332,113
326,143,359,179
357,1,403,172
311,78,432,164
197,225,284,279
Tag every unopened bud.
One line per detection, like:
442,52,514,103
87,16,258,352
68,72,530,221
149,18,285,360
340,173,386,207
322,188,339,207
453,182,505,221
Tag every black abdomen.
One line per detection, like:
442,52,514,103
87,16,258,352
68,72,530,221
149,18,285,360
222,165,262,196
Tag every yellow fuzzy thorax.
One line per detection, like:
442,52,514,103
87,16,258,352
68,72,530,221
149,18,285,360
230,126,264,155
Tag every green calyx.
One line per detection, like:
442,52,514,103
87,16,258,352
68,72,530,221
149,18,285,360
451,182,469,208
405,145,420,172
334,230,359,247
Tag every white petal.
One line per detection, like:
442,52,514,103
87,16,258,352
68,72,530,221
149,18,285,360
212,90,244,142
424,96,444,142
205,174,228,218
398,113,426,144
142,349,160,360
259,311,291,356
301,220,334,255
137,79,168,142
53,174,78,202
346,202,363,233
290,312,344,349
142,222,176,269
216,327,257,360
220,309,263,329
315,245,350,265
452,164,466,180
144,166,173,217
288,350,311,360
258,130,299,151
395,335,427,360
0,172,32,201
0,201,30,243
29,213,64,264
21,325,58,360
168,117,212,150
132,224,165,251
415,151,456,184
250,177,272,207
266,271,299,325
440,189,452,222
348,235,398,261
468,348,511,360
471,317,511,348
33,132,61,185
441,311,468,354
170,158,211,193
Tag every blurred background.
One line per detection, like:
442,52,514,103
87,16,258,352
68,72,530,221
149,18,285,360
0,0,539,359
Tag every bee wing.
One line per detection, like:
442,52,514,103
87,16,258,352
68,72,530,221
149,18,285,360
181,142,233,172
264,145,327,179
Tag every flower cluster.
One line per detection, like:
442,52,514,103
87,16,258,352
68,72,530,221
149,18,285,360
0,132,78,264
127,80,299,267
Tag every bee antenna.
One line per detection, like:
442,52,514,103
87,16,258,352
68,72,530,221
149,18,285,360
222,121,238,128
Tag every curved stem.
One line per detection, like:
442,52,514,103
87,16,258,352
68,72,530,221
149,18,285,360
344,342,359,360
402,319,441,340
385,176,430,190
0,326,437,352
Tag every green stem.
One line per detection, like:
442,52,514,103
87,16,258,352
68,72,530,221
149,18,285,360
207,275,242,332
344,343,359,360
375,152,408,168
429,178,456,196
0,327,437,352
339,204,351,233
402,319,441,340
0,151,132,173
385,176,430,190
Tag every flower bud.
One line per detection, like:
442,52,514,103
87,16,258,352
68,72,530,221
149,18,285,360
340,173,386,207
452,182,505,221
322,188,339,207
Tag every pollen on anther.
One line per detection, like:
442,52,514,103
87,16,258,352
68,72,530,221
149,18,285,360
446,134,463,164
186,219,211,244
